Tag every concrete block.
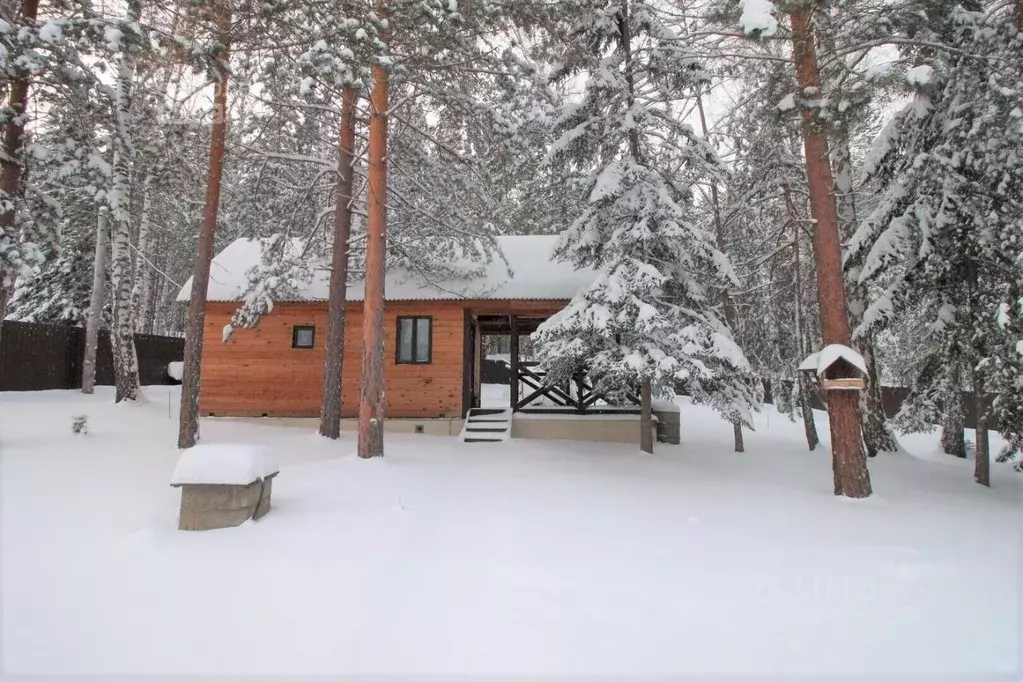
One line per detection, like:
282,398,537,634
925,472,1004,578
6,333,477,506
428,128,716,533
174,474,276,531
653,409,681,444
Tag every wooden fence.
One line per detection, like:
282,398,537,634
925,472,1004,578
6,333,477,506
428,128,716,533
0,320,184,391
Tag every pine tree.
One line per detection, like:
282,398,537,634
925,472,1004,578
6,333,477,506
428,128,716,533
534,1,758,453
850,4,1022,484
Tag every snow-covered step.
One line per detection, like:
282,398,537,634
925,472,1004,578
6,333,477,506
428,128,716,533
459,408,513,443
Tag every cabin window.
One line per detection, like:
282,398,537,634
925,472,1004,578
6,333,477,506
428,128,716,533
292,325,316,349
396,316,432,364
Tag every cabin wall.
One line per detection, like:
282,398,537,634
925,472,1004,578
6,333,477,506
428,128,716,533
199,301,466,418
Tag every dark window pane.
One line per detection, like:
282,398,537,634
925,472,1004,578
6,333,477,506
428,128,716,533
294,326,315,348
415,318,431,362
398,318,414,362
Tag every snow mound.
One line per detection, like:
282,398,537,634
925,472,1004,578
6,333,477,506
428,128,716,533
167,361,183,381
170,444,279,486
738,0,778,36
799,344,867,377
906,65,933,87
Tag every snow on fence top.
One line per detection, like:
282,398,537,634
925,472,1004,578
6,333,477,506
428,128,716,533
170,444,279,486
176,235,595,303
798,344,868,377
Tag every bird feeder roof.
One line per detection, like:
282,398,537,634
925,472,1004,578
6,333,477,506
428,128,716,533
799,344,868,377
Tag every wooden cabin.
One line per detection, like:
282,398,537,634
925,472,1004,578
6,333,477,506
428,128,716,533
177,236,662,444
179,236,578,417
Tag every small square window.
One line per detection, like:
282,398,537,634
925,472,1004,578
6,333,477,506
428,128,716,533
396,316,432,364
292,325,315,349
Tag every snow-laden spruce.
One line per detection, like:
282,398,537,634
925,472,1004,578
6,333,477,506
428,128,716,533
849,7,1023,477
534,1,759,441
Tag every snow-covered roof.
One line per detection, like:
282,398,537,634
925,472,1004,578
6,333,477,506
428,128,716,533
176,235,595,303
798,344,868,377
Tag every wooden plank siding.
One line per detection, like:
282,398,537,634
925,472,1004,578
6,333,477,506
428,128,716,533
198,299,567,418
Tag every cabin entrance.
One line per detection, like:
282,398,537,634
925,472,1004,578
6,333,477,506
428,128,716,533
462,312,640,416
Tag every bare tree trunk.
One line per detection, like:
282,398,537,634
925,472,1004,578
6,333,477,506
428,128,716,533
320,89,357,440
973,368,990,487
941,357,966,457
358,5,390,459
790,7,871,498
833,137,898,457
783,183,819,451
941,410,966,458
130,174,154,332
108,0,142,403
0,0,40,358
640,377,653,454
82,208,110,394
859,334,897,456
177,6,231,449
696,91,744,452
145,234,164,335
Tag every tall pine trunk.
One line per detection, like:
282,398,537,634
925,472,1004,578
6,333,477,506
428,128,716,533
320,89,357,440
358,5,390,459
697,91,744,452
790,8,871,498
82,208,110,394
833,137,897,457
0,0,40,358
178,5,231,449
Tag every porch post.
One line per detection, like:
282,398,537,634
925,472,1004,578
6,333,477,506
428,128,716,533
509,314,519,411
461,309,474,416
473,318,483,407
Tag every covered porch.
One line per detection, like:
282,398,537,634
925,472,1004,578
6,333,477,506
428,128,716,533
462,308,642,416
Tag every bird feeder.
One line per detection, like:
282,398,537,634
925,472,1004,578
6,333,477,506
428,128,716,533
799,344,868,392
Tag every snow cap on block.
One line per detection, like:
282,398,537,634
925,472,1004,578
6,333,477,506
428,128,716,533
799,344,867,377
171,444,279,486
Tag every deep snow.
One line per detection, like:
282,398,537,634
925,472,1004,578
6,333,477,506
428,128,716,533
0,386,1019,676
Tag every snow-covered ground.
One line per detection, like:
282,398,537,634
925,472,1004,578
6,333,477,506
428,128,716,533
1,386,1019,676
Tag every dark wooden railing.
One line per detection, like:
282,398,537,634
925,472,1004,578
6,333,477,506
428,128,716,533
513,362,640,413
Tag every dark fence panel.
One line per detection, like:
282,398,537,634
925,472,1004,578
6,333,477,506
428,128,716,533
761,378,995,431
0,322,78,391
0,321,184,391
